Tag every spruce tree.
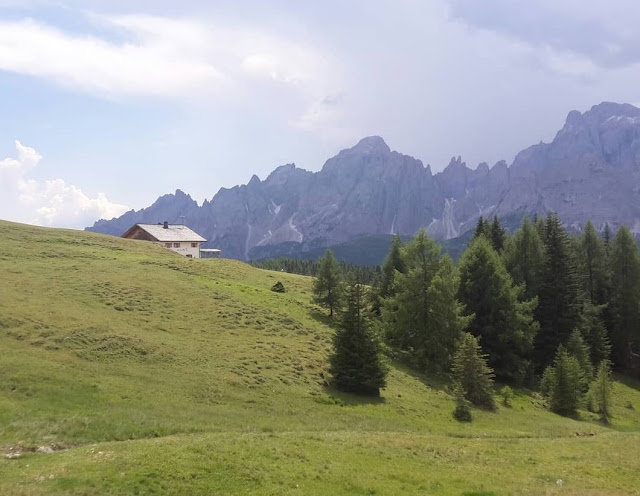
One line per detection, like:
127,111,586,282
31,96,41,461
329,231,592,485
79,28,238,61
452,386,473,422
589,360,613,423
330,278,387,396
534,214,581,371
603,223,612,257
372,235,405,314
490,215,506,252
381,235,405,297
534,215,546,238
503,216,545,301
458,237,538,383
579,221,607,305
452,332,496,410
313,250,344,317
576,303,611,369
473,216,491,241
543,346,584,417
609,226,640,372
566,329,594,386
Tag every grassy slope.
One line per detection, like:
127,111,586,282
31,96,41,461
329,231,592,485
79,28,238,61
0,220,639,495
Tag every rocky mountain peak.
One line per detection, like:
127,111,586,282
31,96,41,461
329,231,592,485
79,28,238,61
265,163,296,182
562,102,640,133
588,101,640,121
351,136,391,154
444,156,465,171
88,101,640,260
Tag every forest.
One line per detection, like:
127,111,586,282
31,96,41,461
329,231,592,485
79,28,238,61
275,214,640,421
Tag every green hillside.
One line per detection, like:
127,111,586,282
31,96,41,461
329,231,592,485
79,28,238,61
0,220,639,495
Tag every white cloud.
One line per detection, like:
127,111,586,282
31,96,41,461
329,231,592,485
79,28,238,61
0,13,346,136
0,17,225,99
0,141,129,228
448,0,640,69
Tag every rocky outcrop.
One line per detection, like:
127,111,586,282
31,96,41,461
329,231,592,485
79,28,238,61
87,102,640,260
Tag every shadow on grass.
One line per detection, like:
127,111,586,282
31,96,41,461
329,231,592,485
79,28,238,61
309,309,341,330
389,357,453,394
616,373,640,392
318,386,387,406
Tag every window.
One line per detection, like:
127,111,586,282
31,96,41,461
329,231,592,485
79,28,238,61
191,242,198,248
173,243,180,248
165,243,172,248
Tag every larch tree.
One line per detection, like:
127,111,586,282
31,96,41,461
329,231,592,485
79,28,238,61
452,332,496,410
423,256,471,373
383,229,469,373
383,228,441,357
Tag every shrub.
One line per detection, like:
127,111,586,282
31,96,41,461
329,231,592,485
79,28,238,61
500,386,514,407
452,387,473,422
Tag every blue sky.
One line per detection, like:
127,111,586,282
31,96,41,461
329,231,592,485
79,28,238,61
1,0,640,228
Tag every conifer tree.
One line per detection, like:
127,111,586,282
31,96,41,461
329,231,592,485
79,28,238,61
472,216,491,241
330,278,387,396
458,237,538,383
452,332,496,409
503,216,545,301
313,250,344,317
603,223,612,256
542,346,584,416
384,229,440,355
423,256,471,372
589,360,613,423
566,329,594,386
609,226,640,372
534,214,581,370
452,386,473,422
579,221,606,304
381,235,405,297
372,235,405,314
534,215,546,237
576,303,611,368
383,229,468,373
490,215,506,252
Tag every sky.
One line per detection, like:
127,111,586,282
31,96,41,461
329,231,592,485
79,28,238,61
1,0,640,229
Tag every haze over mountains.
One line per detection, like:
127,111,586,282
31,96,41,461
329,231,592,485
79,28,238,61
88,102,640,260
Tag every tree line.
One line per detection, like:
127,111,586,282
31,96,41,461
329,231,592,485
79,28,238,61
313,214,639,421
251,257,381,285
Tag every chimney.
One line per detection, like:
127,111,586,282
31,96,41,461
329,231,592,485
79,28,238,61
163,221,169,229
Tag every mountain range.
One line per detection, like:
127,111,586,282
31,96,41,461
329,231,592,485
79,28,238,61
88,102,640,260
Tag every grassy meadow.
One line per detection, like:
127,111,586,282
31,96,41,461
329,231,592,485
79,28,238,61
0,220,639,495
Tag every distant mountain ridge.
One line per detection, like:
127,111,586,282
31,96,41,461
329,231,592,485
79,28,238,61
88,102,640,260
